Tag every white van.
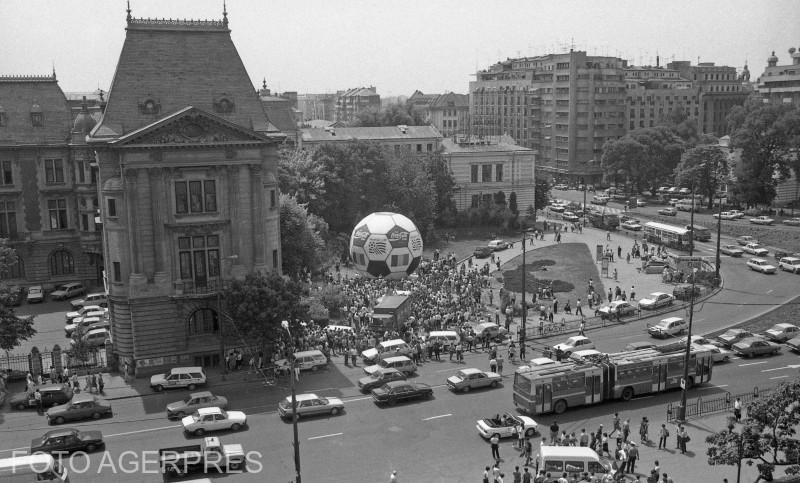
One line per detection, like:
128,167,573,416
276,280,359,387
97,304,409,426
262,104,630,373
538,446,612,477
361,339,411,363
426,331,460,347
292,350,328,371
0,454,70,482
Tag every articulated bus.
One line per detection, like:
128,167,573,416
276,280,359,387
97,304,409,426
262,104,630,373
0,454,69,482
512,346,714,415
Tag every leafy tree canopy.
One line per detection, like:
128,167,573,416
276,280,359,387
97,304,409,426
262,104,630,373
351,103,426,127
674,145,729,208
0,241,31,353
601,127,684,193
280,194,327,277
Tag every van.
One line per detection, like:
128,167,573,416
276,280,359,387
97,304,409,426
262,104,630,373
364,355,417,376
538,446,611,478
150,366,207,392
293,349,328,371
361,339,412,363
0,454,70,482
426,331,460,347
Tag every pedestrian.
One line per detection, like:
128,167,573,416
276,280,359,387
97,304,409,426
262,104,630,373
658,424,669,450
34,389,43,415
616,445,627,475
343,347,349,366
639,417,649,444
71,373,80,393
491,433,501,460
575,298,583,316
513,466,522,483
350,346,358,367
484,466,491,483
97,373,104,394
630,286,636,301
523,468,532,483
734,397,742,422
553,299,559,314
497,354,504,375
610,413,621,438
579,429,589,447
517,424,525,450
607,231,611,241
550,421,559,443
677,424,689,454
622,419,631,442
617,246,622,259
490,357,498,373
601,433,609,457
293,363,300,382
524,438,533,466
627,441,639,473
613,268,618,281
579,319,585,336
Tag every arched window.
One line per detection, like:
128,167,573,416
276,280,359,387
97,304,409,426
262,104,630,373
188,308,218,335
0,257,24,279
49,249,74,276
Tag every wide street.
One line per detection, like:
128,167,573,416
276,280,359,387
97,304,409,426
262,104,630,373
2,223,798,482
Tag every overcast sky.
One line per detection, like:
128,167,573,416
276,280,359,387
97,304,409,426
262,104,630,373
3,0,799,97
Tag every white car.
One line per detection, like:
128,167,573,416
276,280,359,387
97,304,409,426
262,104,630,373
648,317,687,338
714,211,737,220
561,211,580,222
778,257,800,274
783,217,800,226
658,207,677,216
729,210,745,219
749,216,774,225
636,199,647,207
596,301,636,318
746,258,777,274
182,407,247,436
720,245,744,257
553,184,568,190
517,357,557,371
743,243,769,256
695,344,732,363
549,204,566,213
638,292,674,310
620,220,642,231
66,305,105,322
764,323,800,343
737,235,757,246
568,349,603,363
476,412,538,439
553,336,594,355
488,239,509,251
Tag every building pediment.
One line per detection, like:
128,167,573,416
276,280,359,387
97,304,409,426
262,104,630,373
110,106,272,148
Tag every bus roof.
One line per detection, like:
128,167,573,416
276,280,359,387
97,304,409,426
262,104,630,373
540,446,602,459
644,221,690,235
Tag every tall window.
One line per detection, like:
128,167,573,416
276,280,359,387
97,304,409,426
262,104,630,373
0,201,17,238
175,180,217,214
48,199,68,229
44,159,65,184
1,161,12,185
470,165,479,183
49,249,74,275
495,164,503,182
270,189,276,209
482,164,492,182
178,235,220,287
107,198,117,217
188,308,218,335
113,261,121,282
76,160,87,183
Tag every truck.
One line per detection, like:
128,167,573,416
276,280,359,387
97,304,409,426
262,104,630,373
369,295,411,332
159,436,245,478
587,211,619,231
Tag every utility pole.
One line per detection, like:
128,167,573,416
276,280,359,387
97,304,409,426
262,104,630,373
520,234,527,360
678,267,698,423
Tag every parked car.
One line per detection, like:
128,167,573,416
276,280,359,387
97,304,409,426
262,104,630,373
729,210,745,219
714,211,738,220
648,317,687,338
553,336,595,356
643,259,669,274
50,283,86,301
371,381,433,406
553,184,568,190
26,285,44,303
277,393,343,420
620,220,642,231
561,211,580,222
66,304,105,323
446,368,502,393
746,258,777,274
363,355,417,377
69,327,110,348
786,336,800,353
638,292,674,310
764,323,800,343
2,285,25,306
166,391,229,419
732,338,781,357
720,245,744,257
778,257,800,274
696,344,732,363
596,301,636,318
624,341,657,351
749,216,775,225
150,367,207,392
473,246,493,258
10,384,73,411
488,239,509,251
736,235,757,246
549,204,566,213
473,322,508,342
70,292,108,310
783,217,800,226
743,243,769,256
716,329,756,348
46,394,112,425
30,428,105,455
182,407,247,435
358,368,407,393
65,314,107,338
476,412,538,439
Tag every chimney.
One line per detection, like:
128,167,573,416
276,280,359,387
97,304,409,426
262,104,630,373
656,55,660,67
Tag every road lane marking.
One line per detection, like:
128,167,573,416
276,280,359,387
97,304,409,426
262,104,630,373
762,364,800,373
308,432,343,440
345,396,373,403
769,375,789,380
0,446,29,455
738,361,769,367
422,413,452,421
766,289,774,294
698,384,729,390
107,424,181,438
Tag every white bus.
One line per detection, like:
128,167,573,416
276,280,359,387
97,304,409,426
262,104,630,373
0,454,69,482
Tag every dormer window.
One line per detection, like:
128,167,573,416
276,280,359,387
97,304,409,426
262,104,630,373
139,98,160,115
213,96,235,114
31,108,43,127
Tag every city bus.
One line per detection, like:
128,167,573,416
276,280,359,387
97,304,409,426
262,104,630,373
513,346,713,415
0,454,70,482
685,225,712,242
643,221,692,250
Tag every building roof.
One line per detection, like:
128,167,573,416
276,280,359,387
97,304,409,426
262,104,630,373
441,136,532,154
340,87,378,98
302,125,442,142
429,92,469,109
0,75,71,145
260,98,297,134
91,15,277,141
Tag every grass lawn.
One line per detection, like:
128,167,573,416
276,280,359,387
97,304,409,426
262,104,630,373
501,242,604,306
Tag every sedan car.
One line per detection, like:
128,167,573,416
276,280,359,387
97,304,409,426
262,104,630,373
764,323,800,343
476,412,538,439
65,304,104,323
277,393,344,420
638,292,674,310
182,407,247,435
624,341,657,351
166,391,229,419
473,246,493,258
561,211,580,222
10,384,73,411
749,216,775,225
30,428,104,455
26,285,44,303
737,235,757,246
596,301,637,318
714,211,738,220
648,317,688,338
658,208,677,216
620,220,642,231
549,204,566,213
786,336,800,353
720,244,744,257
358,368,407,393
696,344,732,363
746,258,777,274
371,381,433,406
488,239,509,251
732,338,781,358
743,243,769,256
553,336,595,356
50,283,86,301
446,368,502,393
716,329,756,348
46,394,112,425
783,217,800,226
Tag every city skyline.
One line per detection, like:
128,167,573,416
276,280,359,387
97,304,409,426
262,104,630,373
2,0,799,97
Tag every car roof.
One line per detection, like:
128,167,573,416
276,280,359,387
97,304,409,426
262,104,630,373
71,393,97,403
749,257,767,262
197,407,224,415
459,368,483,375
293,393,320,401
648,292,668,297
86,328,108,336
39,384,69,392
735,337,767,345
189,391,214,398
43,428,80,438
385,380,411,388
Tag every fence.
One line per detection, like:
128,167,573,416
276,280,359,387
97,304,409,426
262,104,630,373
1,345,108,381
666,385,776,422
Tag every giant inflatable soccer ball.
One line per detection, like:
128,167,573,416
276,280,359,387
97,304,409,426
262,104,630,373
349,212,424,279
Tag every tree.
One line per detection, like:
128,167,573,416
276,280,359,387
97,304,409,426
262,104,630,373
221,272,309,350
673,145,729,209
534,179,550,212
601,137,646,189
0,241,31,354
508,192,518,215
493,191,507,208
66,324,93,369
384,150,437,239
602,127,685,194
706,379,800,481
351,103,425,127
277,147,328,207
424,151,458,226
280,194,327,277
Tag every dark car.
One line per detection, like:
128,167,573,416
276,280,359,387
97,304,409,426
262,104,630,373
473,246,493,258
46,393,112,425
30,428,105,455
371,381,433,406
358,368,407,393
10,384,73,411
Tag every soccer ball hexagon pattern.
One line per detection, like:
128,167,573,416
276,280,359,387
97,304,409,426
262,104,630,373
349,212,423,279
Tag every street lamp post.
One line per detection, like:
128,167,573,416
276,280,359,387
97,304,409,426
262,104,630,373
715,194,723,283
281,320,301,483
677,267,698,423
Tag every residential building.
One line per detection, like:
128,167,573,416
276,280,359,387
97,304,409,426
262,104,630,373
441,135,535,213
87,8,284,375
300,125,442,154
406,91,470,137
0,73,104,287
624,64,697,131
335,86,380,124
756,48,800,105
470,50,627,184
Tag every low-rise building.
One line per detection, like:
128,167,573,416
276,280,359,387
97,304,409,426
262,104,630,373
300,125,442,154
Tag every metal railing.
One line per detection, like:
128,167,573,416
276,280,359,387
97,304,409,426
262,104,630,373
666,385,775,422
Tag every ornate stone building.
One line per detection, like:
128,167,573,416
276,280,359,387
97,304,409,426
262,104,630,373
88,8,284,375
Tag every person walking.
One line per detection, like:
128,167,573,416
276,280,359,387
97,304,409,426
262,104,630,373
34,389,43,415
575,298,583,316
658,424,669,450
610,413,621,438
97,373,104,394
639,417,649,444
627,442,639,474
524,438,533,466
512,466,522,483
579,319,586,336
350,346,358,367
483,466,491,483
497,354,505,376
677,425,689,454
490,433,501,460
734,397,742,422
550,421,559,444
579,429,589,447
622,418,631,442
